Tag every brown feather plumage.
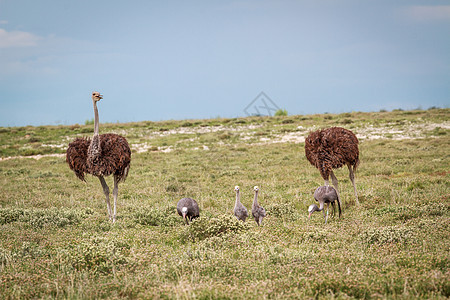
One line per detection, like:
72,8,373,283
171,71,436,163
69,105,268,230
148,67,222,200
305,127,359,180
66,133,131,182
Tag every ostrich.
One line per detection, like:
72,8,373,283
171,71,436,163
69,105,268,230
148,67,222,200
177,197,200,225
305,127,360,205
233,186,248,222
308,185,341,224
66,91,131,223
252,186,266,226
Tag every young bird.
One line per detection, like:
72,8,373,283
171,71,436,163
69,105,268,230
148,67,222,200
308,186,341,224
252,186,266,226
177,197,200,225
233,186,248,222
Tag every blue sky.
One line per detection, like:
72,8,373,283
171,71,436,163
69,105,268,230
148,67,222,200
0,0,449,127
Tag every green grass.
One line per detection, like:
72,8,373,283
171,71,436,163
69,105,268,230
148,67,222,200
0,109,449,299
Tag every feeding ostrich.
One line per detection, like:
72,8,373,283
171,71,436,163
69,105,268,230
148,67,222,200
233,186,248,222
305,127,360,205
66,92,131,223
252,186,266,226
308,185,341,224
177,197,200,225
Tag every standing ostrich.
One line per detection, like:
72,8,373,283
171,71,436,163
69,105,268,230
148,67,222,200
308,185,341,224
66,92,131,223
252,186,266,226
233,186,248,222
305,127,360,205
177,197,200,225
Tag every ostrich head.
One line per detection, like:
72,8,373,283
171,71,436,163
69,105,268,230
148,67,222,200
254,186,259,192
181,207,188,218
308,204,320,219
234,186,240,192
92,91,103,102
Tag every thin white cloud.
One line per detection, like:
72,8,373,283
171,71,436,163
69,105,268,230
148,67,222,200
0,20,8,25
405,5,450,22
0,28,40,48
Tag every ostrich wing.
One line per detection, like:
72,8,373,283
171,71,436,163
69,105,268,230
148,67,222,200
66,137,90,181
97,134,131,182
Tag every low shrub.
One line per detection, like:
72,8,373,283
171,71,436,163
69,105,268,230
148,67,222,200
58,237,129,274
180,214,249,242
0,208,25,225
266,202,299,220
0,207,93,228
133,206,180,227
360,226,415,245
274,109,288,116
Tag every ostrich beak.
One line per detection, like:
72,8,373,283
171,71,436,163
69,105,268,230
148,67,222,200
308,212,312,220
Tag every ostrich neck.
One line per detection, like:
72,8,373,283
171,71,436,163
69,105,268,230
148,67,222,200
93,101,99,136
88,101,101,159
317,202,325,211
235,191,241,207
253,191,259,208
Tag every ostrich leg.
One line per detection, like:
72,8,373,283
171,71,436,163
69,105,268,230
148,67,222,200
112,176,119,223
99,176,113,221
325,203,330,224
336,196,342,217
330,171,340,201
348,164,359,205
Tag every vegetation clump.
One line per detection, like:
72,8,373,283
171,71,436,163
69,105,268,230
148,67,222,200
180,214,250,242
133,206,180,226
0,207,92,228
274,109,288,116
57,237,130,274
360,226,415,245
266,202,299,220
0,208,25,225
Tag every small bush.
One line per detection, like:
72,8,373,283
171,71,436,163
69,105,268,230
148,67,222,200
360,226,415,245
58,237,129,274
0,207,93,228
274,109,288,116
80,128,93,134
180,215,249,242
340,118,353,124
0,208,25,225
133,206,180,227
70,124,81,130
267,203,299,221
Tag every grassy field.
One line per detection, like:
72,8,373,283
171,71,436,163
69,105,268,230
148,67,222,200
0,109,449,299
